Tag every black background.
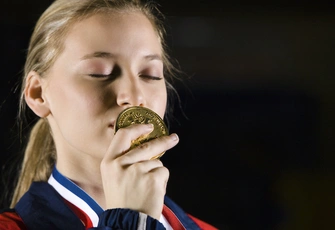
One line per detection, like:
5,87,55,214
1,1,335,229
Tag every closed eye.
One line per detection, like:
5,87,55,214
140,75,162,81
89,74,110,78
89,65,121,79
88,73,119,82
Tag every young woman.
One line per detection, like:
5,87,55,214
0,0,217,229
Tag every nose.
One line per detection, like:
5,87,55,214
116,76,146,107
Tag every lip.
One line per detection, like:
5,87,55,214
108,108,131,130
109,121,115,129
109,109,126,130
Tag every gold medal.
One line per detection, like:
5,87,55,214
115,106,169,159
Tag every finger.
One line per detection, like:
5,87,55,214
129,159,164,174
119,133,179,165
130,161,169,191
105,123,154,160
145,166,170,194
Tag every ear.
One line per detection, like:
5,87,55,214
24,71,50,118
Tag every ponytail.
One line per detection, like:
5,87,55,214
10,118,56,207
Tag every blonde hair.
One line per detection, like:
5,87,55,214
11,0,180,207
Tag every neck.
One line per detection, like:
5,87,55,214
56,153,106,209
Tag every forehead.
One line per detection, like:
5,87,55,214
62,12,162,57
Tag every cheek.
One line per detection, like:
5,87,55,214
46,80,108,121
151,88,167,119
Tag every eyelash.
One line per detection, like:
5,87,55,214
89,74,111,78
88,74,162,81
140,75,162,81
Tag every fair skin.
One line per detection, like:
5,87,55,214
24,11,179,220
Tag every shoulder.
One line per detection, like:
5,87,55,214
14,182,84,229
0,208,27,230
164,196,218,230
188,214,219,230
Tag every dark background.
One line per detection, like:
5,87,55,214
1,1,335,229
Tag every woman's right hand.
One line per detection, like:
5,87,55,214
100,123,179,220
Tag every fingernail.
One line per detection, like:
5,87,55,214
170,133,179,141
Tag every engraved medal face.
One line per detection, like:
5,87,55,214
115,106,169,159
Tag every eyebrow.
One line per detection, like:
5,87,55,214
144,54,162,61
80,52,162,62
80,52,114,60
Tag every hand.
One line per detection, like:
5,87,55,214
100,123,179,220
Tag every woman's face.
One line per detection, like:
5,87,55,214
42,12,167,160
